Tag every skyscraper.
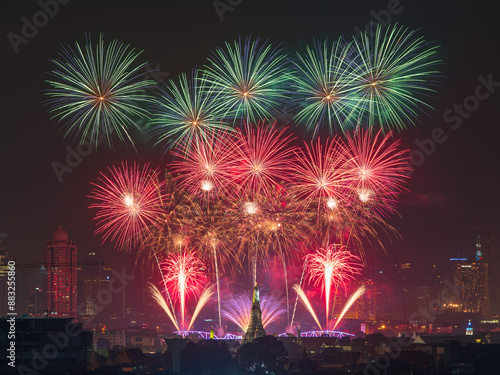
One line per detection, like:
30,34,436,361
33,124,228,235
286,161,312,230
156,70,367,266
451,258,489,316
472,224,494,316
44,226,77,318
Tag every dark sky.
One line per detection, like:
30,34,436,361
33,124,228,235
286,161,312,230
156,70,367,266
1,0,499,276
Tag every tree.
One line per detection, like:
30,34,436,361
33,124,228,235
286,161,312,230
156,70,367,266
181,339,236,374
237,335,287,374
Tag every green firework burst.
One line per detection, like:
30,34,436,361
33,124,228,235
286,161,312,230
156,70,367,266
292,37,361,136
351,23,440,130
202,36,290,124
45,34,154,148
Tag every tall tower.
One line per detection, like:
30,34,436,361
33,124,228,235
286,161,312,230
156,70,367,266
243,284,266,343
44,226,78,318
472,224,493,317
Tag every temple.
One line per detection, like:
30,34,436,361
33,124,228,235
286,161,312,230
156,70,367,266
243,283,266,343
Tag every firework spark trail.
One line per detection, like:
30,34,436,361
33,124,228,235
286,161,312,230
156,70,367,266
188,285,214,331
290,265,306,332
88,162,165,251
293,284,323,331
150,283,179,331
305,245,362,326
332,284,366,331
211,243,222,328
161,250,206,330
45,34,154,148
222,292,286,332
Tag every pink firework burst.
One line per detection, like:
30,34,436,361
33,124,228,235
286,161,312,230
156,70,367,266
291,136,352,211
171,129,239,198
305,244,362,324
161,250,207,331
343,128,410,215
88,162,165,251
232,122,296,197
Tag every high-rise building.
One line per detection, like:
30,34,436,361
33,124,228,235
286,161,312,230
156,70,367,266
472,225,493,262
472,225,497,315
44,226,77,318
451,258,489,316
25,286,44,316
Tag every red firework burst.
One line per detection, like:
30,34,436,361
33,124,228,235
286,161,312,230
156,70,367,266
343,128,410,215
291,136,352,210
88,162,165,251
171,129,239,198
232,122,296,197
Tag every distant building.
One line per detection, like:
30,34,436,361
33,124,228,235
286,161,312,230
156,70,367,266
451,258,489,316
466,320,473,335
25,286,44,316
0,317,92,374
44,226,77,318
472,225,493,316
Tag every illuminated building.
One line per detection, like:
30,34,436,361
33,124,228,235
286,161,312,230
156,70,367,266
465,319,473,335
25,286,44,316
471,225,494,316
451,258,489,316
80,251,109,318
243,284,266,343
43,226,77,318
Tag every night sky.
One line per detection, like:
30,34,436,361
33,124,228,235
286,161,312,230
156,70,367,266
1,0,499,277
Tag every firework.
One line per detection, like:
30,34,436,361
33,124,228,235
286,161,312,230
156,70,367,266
343,128,410,216
293,284,323,331
187,285,214,331
222,292,287,332
233,123,296,197
332,284,366,330
292,38,360,135
351,24,439,130
305,244,362,324
170,129,239,198
151,69,229,148
45,34,153,148
150,283,179,331
202,36,289,123
88,162,164,251
161,250,207,330
150,283,214,332
291,136,351,211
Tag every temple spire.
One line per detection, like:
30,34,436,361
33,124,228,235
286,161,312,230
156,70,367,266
244,284,266,343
